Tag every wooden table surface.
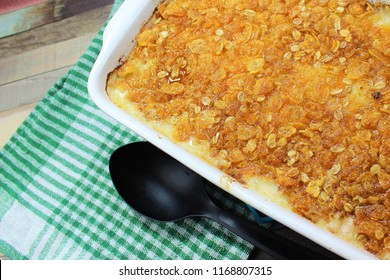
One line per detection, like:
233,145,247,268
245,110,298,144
0,0,114,112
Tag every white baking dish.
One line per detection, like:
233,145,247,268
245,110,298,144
88,0,377,260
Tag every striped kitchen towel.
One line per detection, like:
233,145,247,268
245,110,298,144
0,0,253,260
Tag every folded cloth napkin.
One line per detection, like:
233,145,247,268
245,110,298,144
0,0,254,260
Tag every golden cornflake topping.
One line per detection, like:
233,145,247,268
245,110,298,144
107,0,390,258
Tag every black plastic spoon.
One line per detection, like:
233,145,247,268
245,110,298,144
109,142,333,260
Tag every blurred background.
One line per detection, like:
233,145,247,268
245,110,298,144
0,0,115,149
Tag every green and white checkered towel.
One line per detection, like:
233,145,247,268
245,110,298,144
0,0,253,260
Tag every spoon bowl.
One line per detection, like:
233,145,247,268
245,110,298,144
109,142,339,260
110,142,209,221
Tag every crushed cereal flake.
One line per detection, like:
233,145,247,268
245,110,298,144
107,0,390,259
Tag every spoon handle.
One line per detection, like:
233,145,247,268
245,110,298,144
206,205,333,260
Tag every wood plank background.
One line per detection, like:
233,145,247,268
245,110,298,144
0,2,114,112
0,0,113,38
0,0,46,14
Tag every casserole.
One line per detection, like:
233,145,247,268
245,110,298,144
89,0,388,259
